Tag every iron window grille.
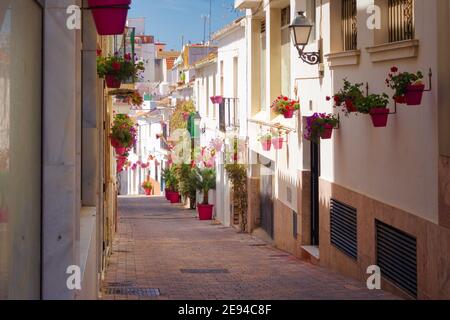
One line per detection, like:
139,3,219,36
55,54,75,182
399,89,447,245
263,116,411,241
342,0,357,51
388,0,414,42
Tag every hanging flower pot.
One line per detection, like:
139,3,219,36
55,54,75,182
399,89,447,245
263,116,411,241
88,0,131,36
304,113,339,142
110,137,122,148
261,140,272,151
369,108,390,128
271,96,300,118
105,74,121,88
320,124,334,140
114,146,127,156
272,137,284,150
116,155,127,168
215,96,224,104
393,95,406,104
210,96,217,104
197,204,214,220
405,84,425,106
283,109,295,119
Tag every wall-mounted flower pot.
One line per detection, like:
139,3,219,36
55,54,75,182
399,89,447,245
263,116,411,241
261,140,272,151
394,96,406,104
88,0,131,36
115,147,127,156
320,124,334,139
369,108,389,128
405,84,425,106
210,96,217,104
197,204,214,220
272,138,284,150
105,74,121,88
283,109,294,119
215,96,223,104
110,137,122,148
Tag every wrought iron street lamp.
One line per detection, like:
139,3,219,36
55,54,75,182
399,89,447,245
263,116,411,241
289,11,320,65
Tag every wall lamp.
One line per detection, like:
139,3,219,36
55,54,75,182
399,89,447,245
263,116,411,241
289,11,321,65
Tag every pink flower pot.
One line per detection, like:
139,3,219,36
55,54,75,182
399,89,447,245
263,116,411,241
105,74,121,88
405,84,425,106
110,138,122,148
369,108,390,128
197,204,214,221
88,0,131,36
115,147,127,155
261,140,272,151
320,124,334,140
272,138,284,150
215,96,223,104
210,96,217,104
283,109,294,119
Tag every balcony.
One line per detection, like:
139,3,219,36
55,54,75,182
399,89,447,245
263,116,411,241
234,0,262,10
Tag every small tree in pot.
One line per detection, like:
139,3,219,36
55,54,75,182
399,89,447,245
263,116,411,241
194,168,216,220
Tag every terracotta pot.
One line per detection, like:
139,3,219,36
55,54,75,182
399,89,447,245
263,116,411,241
88,0,131,36
283,109,294,119
320,124,334,140
369,108,390,128
105,74,121,88
272,138,284,150
197,204,214,221
405,84,425,106
261,140,272,151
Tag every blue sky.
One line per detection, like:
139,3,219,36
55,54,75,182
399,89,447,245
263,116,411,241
128,0,242,51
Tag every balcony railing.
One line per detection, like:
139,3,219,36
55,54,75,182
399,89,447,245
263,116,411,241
219,98,240,132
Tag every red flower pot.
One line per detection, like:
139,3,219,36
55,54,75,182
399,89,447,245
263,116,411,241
320,124,334,139
115,147,127,155
405,84,425,106
261,140,272,151
144,188,152,196
110,138,122,148
88,0,131,36
369,108,390,128
169,192,180,204
283,109,294,119
165,189,170,200
272,138,284,150
197,204,214,220
394,95,406,104
105,74,121,88
210,96,217,104
215,96,224,104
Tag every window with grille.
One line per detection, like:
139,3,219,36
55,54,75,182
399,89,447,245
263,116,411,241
342,0,357,51
388,0,414,42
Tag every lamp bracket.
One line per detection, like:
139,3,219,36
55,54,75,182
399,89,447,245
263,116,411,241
300,52,321,65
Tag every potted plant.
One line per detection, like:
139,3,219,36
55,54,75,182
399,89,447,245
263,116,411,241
357,93,390,128
328,79,365,115
271,96,300,119
142,180,153,196
97,53,145,88
386,67,424,106
215,96,224,105
258,132,272,151
175,164,197,209
116,154,128,172
304,113,339,142
110,114,137,153
88,0,131,35
271,129,285,150
194,168,217,220
163,167,180,203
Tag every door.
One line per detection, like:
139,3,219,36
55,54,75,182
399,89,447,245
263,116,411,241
260,158,274,238
311,141,320,245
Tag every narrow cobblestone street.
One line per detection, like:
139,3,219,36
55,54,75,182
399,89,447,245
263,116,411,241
101,196,398,300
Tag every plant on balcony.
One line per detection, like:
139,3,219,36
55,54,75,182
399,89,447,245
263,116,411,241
110,114,137,154
357,93,390,128
88,0,131,36
271,96,300,118
141,180,153,196
97,53,145,88
225,163,248,232
194,168,217,220
328,79,365,115
258,132,273,151
304,113,339,142
386,67,424,105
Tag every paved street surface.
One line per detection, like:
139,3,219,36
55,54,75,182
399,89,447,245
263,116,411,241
101,196,398,300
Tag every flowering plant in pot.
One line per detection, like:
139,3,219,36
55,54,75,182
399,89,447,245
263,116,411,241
194,168,217,220
271,96,300,118
328,79,364,115
304,113,339,142
271,129,285,150
88,0,131,36
110,114,137,154
357,93,390,128
162,167,180,203
97,53,145,88
386,67,424,105
258,132,272,151
141,180,153,196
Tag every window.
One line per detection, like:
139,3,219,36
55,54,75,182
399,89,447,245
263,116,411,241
342,0,357,51
306,0,316,43
260,19,267,110
281,7,291,97
388,0,414,42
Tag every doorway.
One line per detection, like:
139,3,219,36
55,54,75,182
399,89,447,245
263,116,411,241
310,141,320,246
259,156,274,239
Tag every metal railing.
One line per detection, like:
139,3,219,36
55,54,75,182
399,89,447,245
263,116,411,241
389,0,414,43
219,98,240,132
342,0,357,51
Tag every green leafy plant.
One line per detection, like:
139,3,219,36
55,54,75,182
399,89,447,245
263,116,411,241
194,168,216,205
97,53,145,81
386,67,423,100
110,114,137,149
270,96,300,115
304,113,339,142
328,79,365,115
141,180,153,190
225,164,248,232
257,132,272,142
357,93,390,114
162,167,179,192
174,164,197,208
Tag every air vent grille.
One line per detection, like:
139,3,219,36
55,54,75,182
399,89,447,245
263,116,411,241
330,199,358,259
376,220,417,297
